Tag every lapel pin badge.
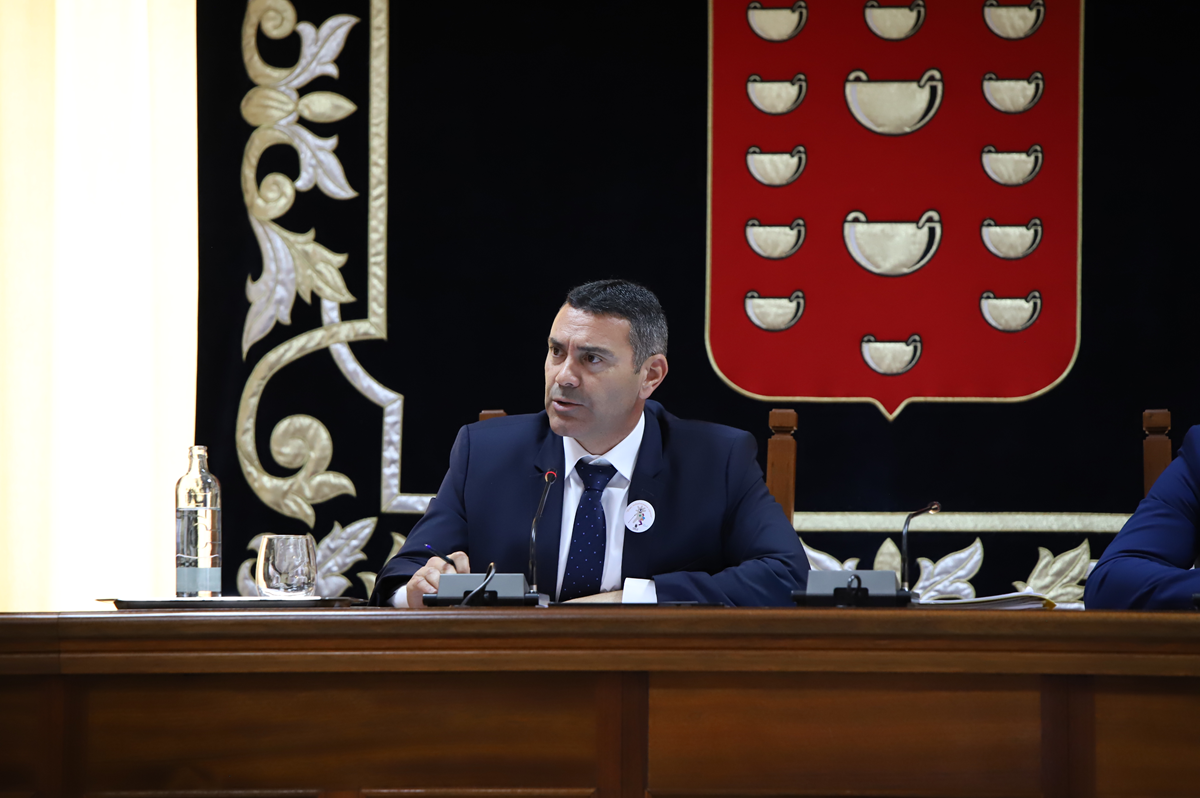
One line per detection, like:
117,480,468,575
625,500,655,533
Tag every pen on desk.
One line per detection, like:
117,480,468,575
424,544,459,571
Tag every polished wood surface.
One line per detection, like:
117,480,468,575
2,608,1199,798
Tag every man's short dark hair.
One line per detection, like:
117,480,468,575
565,280,668,369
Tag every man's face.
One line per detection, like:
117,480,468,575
544,304,657,454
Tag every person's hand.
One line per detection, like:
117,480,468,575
405,551,470,608
563,589,623,604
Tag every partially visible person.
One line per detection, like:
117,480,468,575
1085,426,1200,609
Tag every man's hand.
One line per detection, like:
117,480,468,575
405,551,470,608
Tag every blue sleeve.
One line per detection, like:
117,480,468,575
653,432,810,606
369,425,473,605
1084,427,1200,610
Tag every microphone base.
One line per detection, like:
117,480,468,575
423,591,541,607
421,572,543,607
792,589,914,608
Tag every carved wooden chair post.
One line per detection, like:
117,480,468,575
765,409,798,520
1143,408,1172,497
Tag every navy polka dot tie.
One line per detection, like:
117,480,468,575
559,462,617,602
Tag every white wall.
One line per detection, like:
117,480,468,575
0,0,198,611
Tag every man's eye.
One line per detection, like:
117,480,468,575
586,353,601,364
550,347,563,357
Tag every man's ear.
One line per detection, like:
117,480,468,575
639,354,668,399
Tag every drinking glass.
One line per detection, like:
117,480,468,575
256,534,318,598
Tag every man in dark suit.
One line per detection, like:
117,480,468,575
1085,426,1199,609
371,280,809,607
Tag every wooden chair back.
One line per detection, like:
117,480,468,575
479,409,507,422
765,409,798,519
1143,409,1172,497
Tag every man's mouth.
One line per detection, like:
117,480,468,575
551,397,582,409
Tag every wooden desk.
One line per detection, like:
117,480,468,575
2,608,1199,798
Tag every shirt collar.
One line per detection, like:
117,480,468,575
563,410,645,484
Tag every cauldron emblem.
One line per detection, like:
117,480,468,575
746,146,807,187
981,144,1043,186
845,69,943,135
746,1,808,42
844,210,941,276
746,74,807,115
982,72,1044,114
980,291,1042,331
864,1,925,41
861,335,922,375
745,219,806,260
983,0,1045,40
745,291,805,331
981,218,1042,259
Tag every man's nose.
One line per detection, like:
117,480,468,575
554,358,579,388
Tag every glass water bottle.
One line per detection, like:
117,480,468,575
175,445,222,597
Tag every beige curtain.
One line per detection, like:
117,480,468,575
0,0,198,611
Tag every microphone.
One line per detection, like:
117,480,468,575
529,470,557,595
901,501,941,592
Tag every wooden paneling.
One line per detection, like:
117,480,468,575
71,672,598,792
0,678,59,795
3,610,1200,797
648,672,1042,797
1093,676,1200,797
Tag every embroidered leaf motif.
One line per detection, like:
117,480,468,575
279,15,360,91
321,573,352,597
298,91,357,123
237,534,267,597
243,219,352,357
1013,540,1091,603
913,537,983,600
800,538,859,571
357,571,377,596
315,518,376,597
236,558,257,597
240,11,360,358
244,217,298,357
304,471,357,505
279,122,357,199
873,537,902,576
387,532,407,562
242,86,297,126
280,226,353,305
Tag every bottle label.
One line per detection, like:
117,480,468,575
176,567,221,593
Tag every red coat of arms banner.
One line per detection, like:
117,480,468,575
706,0,1081,419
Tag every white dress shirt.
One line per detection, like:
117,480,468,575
556,411,657,603
391,411,658,607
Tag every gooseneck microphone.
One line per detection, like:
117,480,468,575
529,470,558,595
901,501,941,592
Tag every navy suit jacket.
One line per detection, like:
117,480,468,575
371,400,809,606
1085,426,1200,609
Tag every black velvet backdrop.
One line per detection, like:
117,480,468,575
197,1,1198,600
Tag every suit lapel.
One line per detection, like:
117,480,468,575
532,424,565,595
622,405,665,581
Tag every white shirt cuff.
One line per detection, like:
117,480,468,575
622,577,657,603
388,583,410,608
